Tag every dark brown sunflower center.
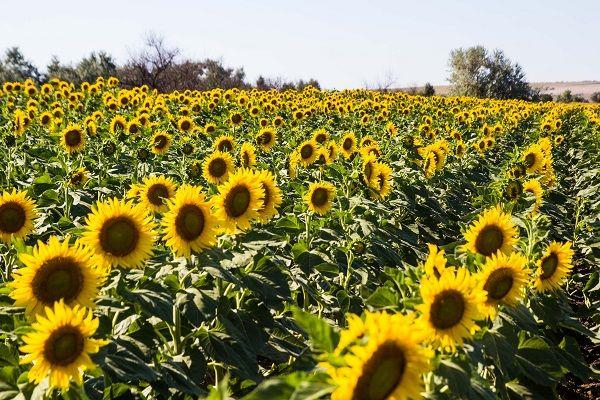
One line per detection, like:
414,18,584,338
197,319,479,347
175,204,205,241
209,158,227,177
352,341,406,400
180,120,191,130
231,114,242,124
483,268,514,300
65,130,82,147
343,138,353,150
260,132,272,145
311,188,329,207
129,124,139,134
32,256,84,304
475,225,504,256
41,115,51,125
364,162,373,181
540,253,559,280
206,125,215,133
44,325,85,366
99,216,140,257
242,152,251,167
0,202,26,233
315,134,326,144
300,144,314,160
218,140,233,152
430,289,465,330
225,185,251,218
524,153,535,168
260,184,271,210
147,184,170,206
154,135,168,149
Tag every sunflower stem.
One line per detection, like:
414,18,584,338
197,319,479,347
172,305,182,355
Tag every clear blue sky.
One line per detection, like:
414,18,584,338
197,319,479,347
1,0,598,89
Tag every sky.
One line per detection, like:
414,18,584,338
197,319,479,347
1,0,598,89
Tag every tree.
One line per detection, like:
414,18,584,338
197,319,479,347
447,46,533,100
591,92,600,103
0,47,43,83
555,90,586,103
422,82,435,96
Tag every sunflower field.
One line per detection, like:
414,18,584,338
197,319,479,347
0,78,598,400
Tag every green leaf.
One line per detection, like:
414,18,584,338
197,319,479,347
365,287,398,308
242,372,333,400
291,307,339,354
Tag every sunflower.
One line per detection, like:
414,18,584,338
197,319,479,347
177,116,194,133
463,205,518,257
10,236,104,316
203,151,235,185
60,125,86,154
239,142,257,169
422,151,437,179
214,135,235,153
327,311,431,400
139,175,177,213
422,243,451,279
333,313,367,355
213,168,264,233
522,144,545,174
229,112,243,126
109,115,126,134
523,179,543,210
312,128,329,144
151,131,172,154
304,182,335,215
81,198,155,269
162,185,219,258
368,162,393,199
361,153,377,184
69,168,89,187
0,190,37,243
476,252,529,318
255,170,283,223
256,128,277,152
504,180,522,201
417,268,486,349
533,241,574,293
204,123,217,135
19,301,107,390
297,139,318,166
339,132,357,159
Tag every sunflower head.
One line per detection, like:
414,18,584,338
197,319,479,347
151,131,172,154
476,252,529,318
304,182,335,216
368,162,393,199
340,132,357,159
0,190,37,243
417,268,486,349
464,205,518,257
326,311,432,400
19,301,107,389
214,168,264,233
297,139,318,167
162,185,219,258
256,128,277,151
203,151,235,185
255,170,283,223
139,175,177,213
214,135,235,152
81,197,155,269
239,142,257,168
61,125,86,154
533,241,574,293
10,236,104,316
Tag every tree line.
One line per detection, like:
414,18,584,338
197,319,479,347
0,34,320,92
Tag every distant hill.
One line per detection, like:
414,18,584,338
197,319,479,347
400,81,600,100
